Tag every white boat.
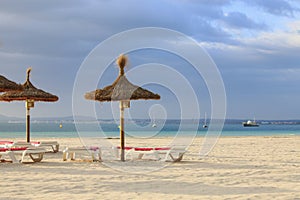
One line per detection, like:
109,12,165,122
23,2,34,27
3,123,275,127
243,119,259,127
152,117,157,128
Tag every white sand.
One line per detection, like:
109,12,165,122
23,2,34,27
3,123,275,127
1,136,300,200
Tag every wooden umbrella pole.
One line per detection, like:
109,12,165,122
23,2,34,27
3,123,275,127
120,101,125,161
26,102,30,143
25,99,34,143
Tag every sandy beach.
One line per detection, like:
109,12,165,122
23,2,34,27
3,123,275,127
1,136,299,200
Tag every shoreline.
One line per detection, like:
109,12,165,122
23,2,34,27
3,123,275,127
2,134,300,140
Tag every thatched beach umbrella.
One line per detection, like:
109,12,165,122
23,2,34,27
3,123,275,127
0,75,22,92
0,68,58,142
85,54,160,161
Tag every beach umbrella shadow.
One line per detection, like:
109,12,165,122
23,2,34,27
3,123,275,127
85,54,160,161
0,68,59,142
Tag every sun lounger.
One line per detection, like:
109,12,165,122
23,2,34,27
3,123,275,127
8,141,59,153
62,146,102,162
111,146,187,162
32,141,59,153
113,146,171,161
0,147,46,163
126,147,162,160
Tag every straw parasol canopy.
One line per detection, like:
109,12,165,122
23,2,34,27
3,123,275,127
0,75,23,92
0,68,59,142
85,54,160,161
85,55,160,101
0,68,58,102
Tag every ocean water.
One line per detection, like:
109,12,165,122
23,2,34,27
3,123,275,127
1,120,300,139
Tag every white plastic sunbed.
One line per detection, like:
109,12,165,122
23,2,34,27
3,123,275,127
113,146,187,162
0,147,46,163
7,141,59,153
125,147,168,161
62,146,102,162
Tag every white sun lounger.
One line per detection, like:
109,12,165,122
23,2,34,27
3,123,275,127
109,146,187,162
10,141,59,153
125,147,171,161
62,146,102,162
112,147,171,161
0,147,46,163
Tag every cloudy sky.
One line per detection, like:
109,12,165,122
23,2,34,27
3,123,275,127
0,0,300,120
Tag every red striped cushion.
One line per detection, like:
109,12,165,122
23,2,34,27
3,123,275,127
134,147,153,151
30,141,41,144
0,147,28,151
117,146,134,150
0,148,9,152
0,141,13,144
9,147,28,151
154,147,170,151
89,146,99,151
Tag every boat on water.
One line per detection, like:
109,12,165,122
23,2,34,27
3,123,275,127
243,119,259,127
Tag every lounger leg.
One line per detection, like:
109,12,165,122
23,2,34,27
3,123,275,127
163,151,177,162
125,149,134,160
176,153,184,162
91,151,96,162
62,149,69,161
53,144,59,153
91,150,101,162
137,153,144,159
163,152,170,161
28,153,44,162
7,152,19,163
164,151,184,162
70,152,75,160
169,153,181,162
98,148,102,162
112,147,119,158
153,151,160,161
20,151,43,163
21,151,26,163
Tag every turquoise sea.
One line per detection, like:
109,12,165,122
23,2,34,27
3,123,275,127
1,119,300,138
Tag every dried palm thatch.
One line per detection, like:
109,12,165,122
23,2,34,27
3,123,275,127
85,75,160,101
0,68,58,102
0,75,23,92
85,54,160,101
